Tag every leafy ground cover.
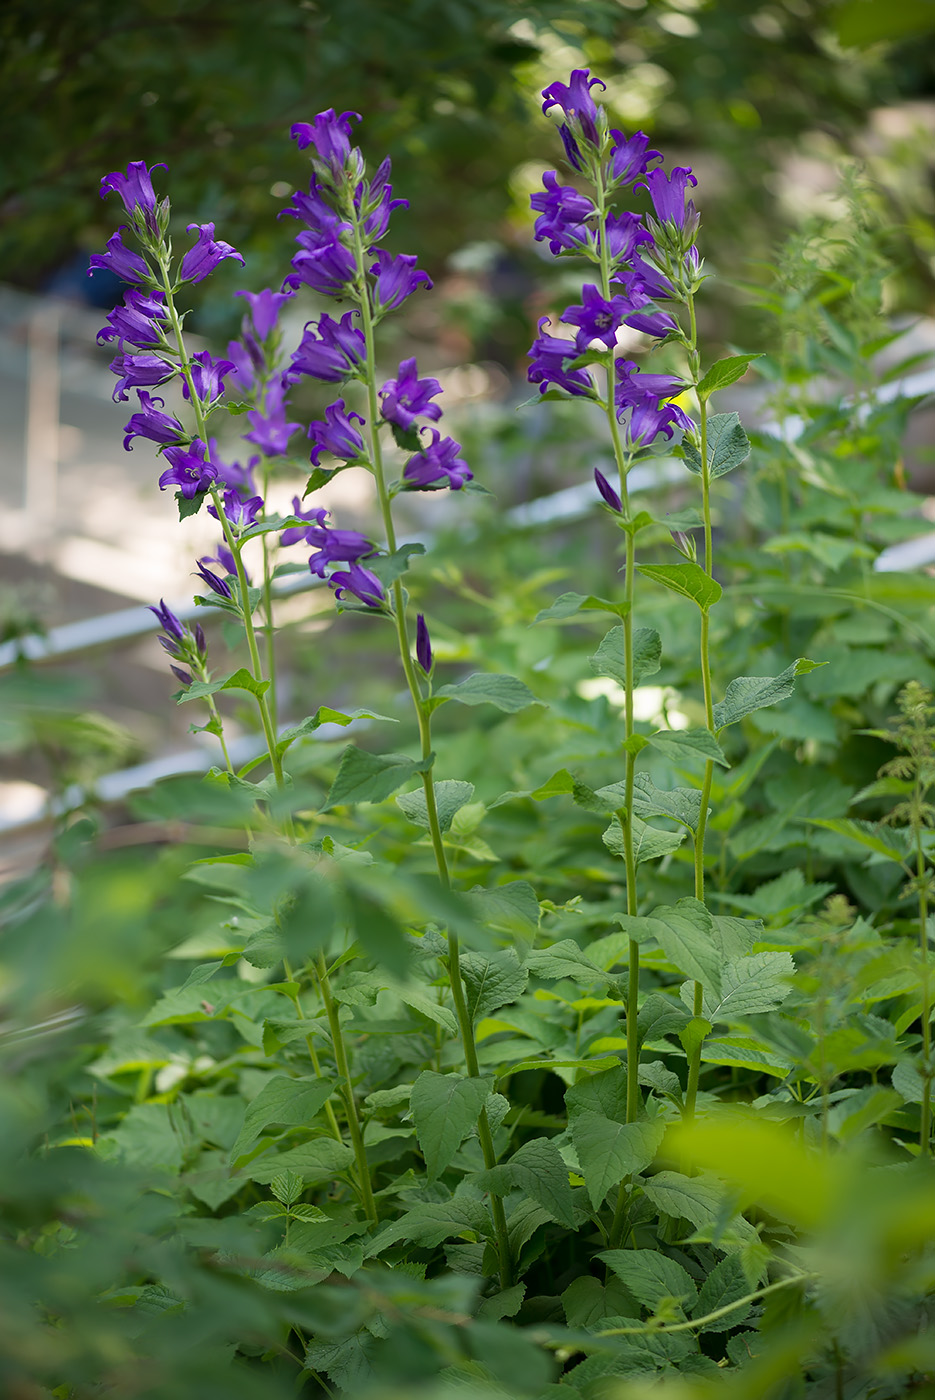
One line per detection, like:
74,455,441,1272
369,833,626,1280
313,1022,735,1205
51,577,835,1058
3,72,935,1400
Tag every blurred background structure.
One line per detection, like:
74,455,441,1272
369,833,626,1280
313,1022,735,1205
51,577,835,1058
2,0,935,852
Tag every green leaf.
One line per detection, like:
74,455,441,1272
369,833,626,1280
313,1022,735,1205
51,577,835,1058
367,542,425,587
461,950,528,1021
397,779,475,833
468,880,540,934
229,1075,336,1165
697,952,795,1022
270,1169,304,1206
177,666,271,705
276,706,394,758
637,562,722,612
434,673,542,712
478,1138,576,1228
630,773,706,831
646,727,729,768
619,899,720,993
683,412,752,480
600,1248,698,1312
589,626,661,688
603,815,686,864
409,1071,493,1182
679,1017,713,1061
571,1113,665,1209
525,940,603,985
639,1061,683,1103
566,1064,628,1124
696,356,761,397
176,489,205,521
693,1255,753,1331
235,1137,354,1185
534,592,622,622
367,1198,491,1253
642,1170,758,1251
322,747,434,809
713,658,822,731
806,818,910,864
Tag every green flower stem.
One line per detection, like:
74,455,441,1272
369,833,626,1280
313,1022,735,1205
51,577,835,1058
260,459,279,735
595,1272,814,1340
156,255,284,790
283,957,343,1146
315,952,378,1223
917,829,932,1155
595,174,642,1131
685,291,715,1123
346,216,512,1289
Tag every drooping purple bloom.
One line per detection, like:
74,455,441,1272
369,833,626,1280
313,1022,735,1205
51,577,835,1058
123,390,186,451
209,488,263,533
416,614,432,674
209,440,258,496
99,161,167,232
358,158,408,241
328,563,384,608
379,358,443,431
541,69,606,147
609,130,662,185
225,339,256,396
370,250,432,314
626,398,693,448
109,352,177,402
561,284,629,352
403,429,472,490
158,439,219,497
244,377,301,457
280,498,328,547
558,123,584,173
88,230,152,286
614,358,688,415
599,212,654,269
203,543,240,578
180,223,245,284
612,273,679,340
170,664,194,686
594,468,622,513
194,559,234,600
97,289,167,351
284,228,357,296
530,171,593,255
307,399,366,466
283,177,338,232
638,167,699,231
288,312,366,385
291,110,362,180
148,598,185,642
527,319,594,398
235,287,294,341
182,351,235,406
306,521,376,572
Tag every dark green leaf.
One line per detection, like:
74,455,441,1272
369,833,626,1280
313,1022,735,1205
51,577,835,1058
713,658,822,730
571,1113,665,1209
684,412,752,480
397,779,475,832
696,355,761,397
434,673,542,712
322,747,434,809
600,1248,698,1312
647,727,729,768
637,562,722,612
589,626,661,688
229,1075,336,1165
410,1071,493,1182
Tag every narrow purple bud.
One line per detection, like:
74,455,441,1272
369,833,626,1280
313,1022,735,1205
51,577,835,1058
170,664,193,686
416,614,432,674
193,622,207,656
594,468,622,513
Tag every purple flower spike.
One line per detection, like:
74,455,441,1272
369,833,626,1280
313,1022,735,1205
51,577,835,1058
561,284,629,352
638,167,698,231
287,311,366,384
594,468,622,513
244,377,301,457
158,440,218,497
541,70,606,147
180,222,245,284
170,664,194,686
182,351,235,406
291,109,361,179
308,398,366,466
370,250,432,314
403,429,472,491
609,130,662,186
416,614,432,674
148,598,185,641
280,498,328,547
600,212,654,268
88,229,152,287
328,563,384,608
194,560,234,600
379,358,443,431
530,171,593,255
235,287,294,341
97,289,166,351
123,390,186,452
99,161,168,232
109,352,177,403
527,319,594,398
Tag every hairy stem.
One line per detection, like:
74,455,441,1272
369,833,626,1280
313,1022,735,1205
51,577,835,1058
315,952,378,1223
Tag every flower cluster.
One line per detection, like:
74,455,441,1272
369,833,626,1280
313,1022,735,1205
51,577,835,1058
527,70,702,466
148,598,208,688
279,505,384,608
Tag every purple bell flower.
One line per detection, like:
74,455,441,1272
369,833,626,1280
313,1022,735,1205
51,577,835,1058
97,289,166,351
182,350,235,407
308,399,366,466
88,230,152,287
599,212,654,269
158,439,219,497
287,312,366,384
209,440,258,496
193,622,207,657
244,377,301,457
561,284,630,352
541,70,606,149
614,358,688,415
638,167,699,233
148,598,185,642
280,498,328,547
180,223,245,284
403,429,472,490
379,358,443,431
225,339,256,396
357,158,409,241
284,228,357,296
99,161,167,233
209,488,263,533
235,287,294,341
527,319,594,398
594,468,623,513
109,352,177,402
306,521,376,571
283,177,338,232
328,563,384,608
530,171,593,255
194,560,234,600
123,390,187,452
291,109,362,180
626,398,694,448
609,130,662,186
203,543,241,578
416,614,432,674
370,249,432,314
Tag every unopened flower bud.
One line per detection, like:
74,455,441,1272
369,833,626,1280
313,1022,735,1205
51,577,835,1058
416,613,433,674
671,529,696,561
594,467,623,513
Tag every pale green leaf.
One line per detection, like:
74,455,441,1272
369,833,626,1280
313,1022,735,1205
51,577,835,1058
397,779,475,833
410,1071,493,1182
